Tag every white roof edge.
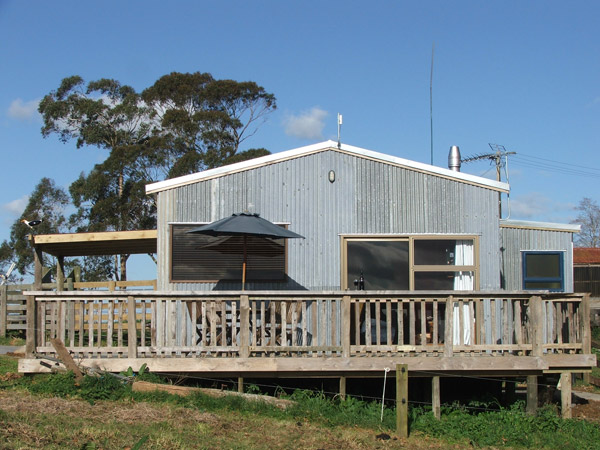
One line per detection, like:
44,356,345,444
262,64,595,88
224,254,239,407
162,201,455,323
146,140,510,194
500,219,581,233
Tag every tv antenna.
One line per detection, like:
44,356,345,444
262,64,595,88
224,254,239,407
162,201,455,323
461,143,516,218
0,262,16,286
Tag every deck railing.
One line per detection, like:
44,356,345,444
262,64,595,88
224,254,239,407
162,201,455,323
25,291,590,361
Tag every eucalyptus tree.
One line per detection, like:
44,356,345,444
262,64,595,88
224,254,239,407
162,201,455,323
38,72,276,280
141,72,276,177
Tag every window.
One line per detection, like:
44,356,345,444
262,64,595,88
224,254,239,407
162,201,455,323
342,236,478,290
522,251,564,291
170,224,287,282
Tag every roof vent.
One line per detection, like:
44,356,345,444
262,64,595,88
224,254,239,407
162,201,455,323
448,145,461,172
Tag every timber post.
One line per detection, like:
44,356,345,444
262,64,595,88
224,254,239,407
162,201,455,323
33,243,43,291
342,295,351,358
127,296,137,358
444,296,454,357
25,294,36,357
560,372,572,419
339,376,347,400
527,295,543,415
582,294,592,384
0,284,6,338
239,294,250,358
56,256,65,292
432,376,441,419
396,364,408,438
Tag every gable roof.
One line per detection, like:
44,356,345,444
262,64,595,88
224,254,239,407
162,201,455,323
146,141,510,195
574,247,600,264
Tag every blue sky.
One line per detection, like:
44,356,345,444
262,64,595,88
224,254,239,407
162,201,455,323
0,1,599,279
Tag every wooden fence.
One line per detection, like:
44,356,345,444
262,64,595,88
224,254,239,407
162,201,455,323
0,280,156,338
24,291,591,363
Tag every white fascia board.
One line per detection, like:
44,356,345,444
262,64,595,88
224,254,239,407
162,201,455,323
146,140,510,194
500,219,581,233
337,142,510,192
145,141,335,194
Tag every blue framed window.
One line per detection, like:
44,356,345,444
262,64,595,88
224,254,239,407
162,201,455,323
522,251,564,291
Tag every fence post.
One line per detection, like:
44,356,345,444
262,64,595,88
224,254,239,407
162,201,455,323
396,364,408,438
342,295,351,358
239,294,250,358
127,296,137,358
25,295,37,357
0,285,7,338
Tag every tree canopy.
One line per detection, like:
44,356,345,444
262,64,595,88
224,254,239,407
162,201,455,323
141,72,276,177
0,178,69,280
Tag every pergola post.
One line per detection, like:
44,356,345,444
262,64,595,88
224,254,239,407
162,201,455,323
56,256,65,292
33,242,43,291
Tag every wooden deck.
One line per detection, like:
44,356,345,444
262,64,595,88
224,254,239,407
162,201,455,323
19,291,595,377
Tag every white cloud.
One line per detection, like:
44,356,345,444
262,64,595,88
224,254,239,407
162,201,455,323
3,195,28,216
508,192,574,222
283,107,328,140
7,98,41,121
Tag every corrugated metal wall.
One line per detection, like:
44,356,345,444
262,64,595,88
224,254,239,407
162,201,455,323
500,226,574,292
156,149,502,291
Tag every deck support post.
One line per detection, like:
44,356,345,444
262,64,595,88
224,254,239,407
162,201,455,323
238,377,244,393
339,376,346,400
127,296,137,358
432,376,440,419
526,375,538,415
560,372,572,419
396,364,408,438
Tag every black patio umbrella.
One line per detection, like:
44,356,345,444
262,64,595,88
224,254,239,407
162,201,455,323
187,213,304,289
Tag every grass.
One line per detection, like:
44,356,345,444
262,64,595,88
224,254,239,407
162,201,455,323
2,354,600,449
0,332,25,346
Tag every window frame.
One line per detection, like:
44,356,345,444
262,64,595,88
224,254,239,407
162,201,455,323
521,250,565,292
169,222,290,284
341,235,479,290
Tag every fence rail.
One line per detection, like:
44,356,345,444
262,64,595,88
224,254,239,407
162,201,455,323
0,280,156,338
24,291,590,362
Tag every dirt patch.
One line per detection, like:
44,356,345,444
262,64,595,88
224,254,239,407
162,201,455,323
572,399,600,423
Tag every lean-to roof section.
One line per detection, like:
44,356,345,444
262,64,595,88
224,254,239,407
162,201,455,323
145,140,510,195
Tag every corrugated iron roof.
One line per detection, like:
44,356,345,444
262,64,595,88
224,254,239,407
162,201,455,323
574,247,600,264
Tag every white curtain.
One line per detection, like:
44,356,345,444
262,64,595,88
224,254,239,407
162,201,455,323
453,240,474,345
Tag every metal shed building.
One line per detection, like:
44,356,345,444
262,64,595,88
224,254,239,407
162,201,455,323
145,140,560,293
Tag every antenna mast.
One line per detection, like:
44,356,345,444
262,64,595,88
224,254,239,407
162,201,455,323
430,43,435,165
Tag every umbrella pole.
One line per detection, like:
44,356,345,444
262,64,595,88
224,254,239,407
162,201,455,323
242,235,247,291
